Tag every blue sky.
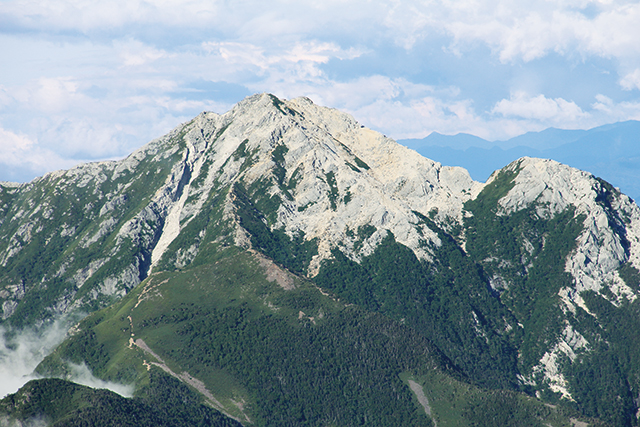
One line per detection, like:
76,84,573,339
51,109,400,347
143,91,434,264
1,0,640,182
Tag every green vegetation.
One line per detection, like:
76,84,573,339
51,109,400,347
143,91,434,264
345,161,361,172
268,94,299,117
233,139,250,161
38,248,436,426
0,134,186,327
0,376,241,427
35,243,585,426
233,183,318,275
402,371,584,427
268,94,286,114
315,227,519,390
155,178,235,272
343,190,352,205
353,155,370,170
287,165,303,191
566,291,640,426
325,171,339,210
463,171,586,372
3,102,637,427
618,262,640,290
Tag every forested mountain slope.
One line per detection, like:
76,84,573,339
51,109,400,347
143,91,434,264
2,93,640,426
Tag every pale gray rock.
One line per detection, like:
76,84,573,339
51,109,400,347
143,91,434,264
3,93,640,407
495,157,639,306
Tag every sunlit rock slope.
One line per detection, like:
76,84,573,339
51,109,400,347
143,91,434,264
2,93,640,426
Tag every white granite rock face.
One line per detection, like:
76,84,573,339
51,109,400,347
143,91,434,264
2,93,640,403
488,157,640,398
495,157,640,306
140,97,640,403
155,94,480,276
0,118,196,318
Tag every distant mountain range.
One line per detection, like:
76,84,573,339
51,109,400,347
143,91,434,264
399,120,640,202
3,94,640,426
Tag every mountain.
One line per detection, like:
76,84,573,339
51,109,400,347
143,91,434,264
399,121,640,202
2,93,640,426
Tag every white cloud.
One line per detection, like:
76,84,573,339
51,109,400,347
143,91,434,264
3,0,640,72
116,39,171,67
0,320,69,398
202,40,364,77
492,91,589,122
620,69,640,91
0,127,36,163
350,96,480,139
0,319,133,399
285,41,363,64
591,94,640,121
11,78,84,115
202,42,270,71
0,125,80,182
0,0,640,182
67,362,134,397
0,0,222,32
377,0,640,67
0,127,73,172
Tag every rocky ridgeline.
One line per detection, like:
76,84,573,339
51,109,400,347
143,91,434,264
494,157,640,305
1,93,640,402
0,123,190,323
486,157,640,397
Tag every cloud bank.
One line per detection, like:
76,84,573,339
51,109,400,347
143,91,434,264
0,0,639,181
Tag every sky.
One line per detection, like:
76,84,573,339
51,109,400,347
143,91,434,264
2,0,640,183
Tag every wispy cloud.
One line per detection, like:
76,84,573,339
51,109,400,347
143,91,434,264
0,0,639,181
66,362,134,397
0,319,69,398
0,319,133,399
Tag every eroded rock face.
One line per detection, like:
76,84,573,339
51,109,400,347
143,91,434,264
494,157,640,303
0,117,193,324
142,94,482,276
480,157,640,397
1,93,639,404
4,93,469,323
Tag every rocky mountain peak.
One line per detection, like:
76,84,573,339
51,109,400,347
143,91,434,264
3,94,640,424
489,156,640,304
145,94,483,276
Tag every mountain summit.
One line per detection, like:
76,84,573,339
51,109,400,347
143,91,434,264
2,94,640,426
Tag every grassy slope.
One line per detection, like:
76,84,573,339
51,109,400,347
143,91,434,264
35,244,589,427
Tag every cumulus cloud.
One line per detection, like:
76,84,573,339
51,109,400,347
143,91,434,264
4,0,640,70
591,94,640,122
380,0,640,66
0,127,37,164
620,69,640,91
0,0,640,182
492,91,589,123
0,127,75,182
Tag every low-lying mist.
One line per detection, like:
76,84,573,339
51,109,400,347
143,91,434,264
0,317,133,399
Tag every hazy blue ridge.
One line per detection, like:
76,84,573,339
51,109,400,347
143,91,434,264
399,120,640,203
